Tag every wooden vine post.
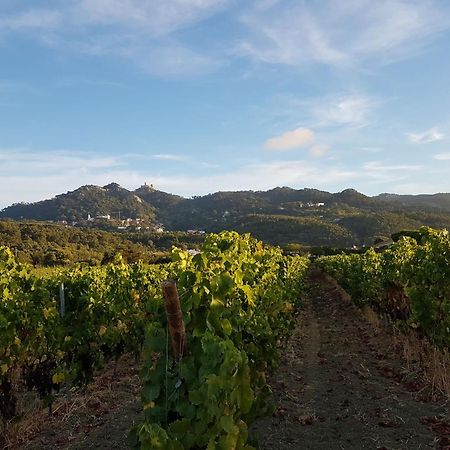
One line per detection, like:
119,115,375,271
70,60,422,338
162,280,186,360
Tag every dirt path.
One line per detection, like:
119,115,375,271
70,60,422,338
251,270,448,450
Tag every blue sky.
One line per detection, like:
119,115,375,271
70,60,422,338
1,0,450,207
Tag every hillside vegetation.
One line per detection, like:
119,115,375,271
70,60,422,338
2,184,450,247
0,221,204,266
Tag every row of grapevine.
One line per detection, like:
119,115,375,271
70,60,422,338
129,231,310,450
1,231,310,450
316,227,450,348
0,247,165,420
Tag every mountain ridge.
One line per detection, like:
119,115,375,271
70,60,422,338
2,183,450,247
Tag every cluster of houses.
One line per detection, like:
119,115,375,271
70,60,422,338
299,202,325,207
85,213,165,232
187,229,206,235
74,213,207,235
87,214,111,221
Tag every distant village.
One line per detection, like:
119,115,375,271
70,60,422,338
84,214,205,235
86,214,165,232
56,213,206,235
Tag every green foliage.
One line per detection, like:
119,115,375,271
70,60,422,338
316,227,450,348
0,247,166,419
132,231,310,449
0,231,310,449
0,221,204,266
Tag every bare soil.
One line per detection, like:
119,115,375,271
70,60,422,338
251,269,449,450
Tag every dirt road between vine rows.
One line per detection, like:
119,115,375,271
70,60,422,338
251,269,449,450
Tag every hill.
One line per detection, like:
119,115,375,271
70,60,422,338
376,192,450,211
2,183,450,247
1,183,156,223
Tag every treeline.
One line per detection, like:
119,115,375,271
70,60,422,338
0,221,204,266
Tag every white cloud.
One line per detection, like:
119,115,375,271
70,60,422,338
311,94,377,128
433,152,450,160
407,127,445,144
265,127,314,150
309,144,330,158
151,153,187,161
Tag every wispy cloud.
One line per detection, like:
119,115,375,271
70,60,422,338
407,127,446,143
433,152,450,160
354,160,425,191
254,92,379,137
309,144,330,158
0,1,229,36
237,0,450,68
0,149,120,173
3,0,449,79
362,160,422,172
130,43,221,77
73,0,230,37
0,149,124,207
360,146,383,153
124,153,187,162
0,9,62,31
151,153,187,161
0,1,229,77
265,127,314,150
311,94,377,128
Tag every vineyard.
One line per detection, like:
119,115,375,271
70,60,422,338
0,232,310,449
1,228,450,449
316,227,450,349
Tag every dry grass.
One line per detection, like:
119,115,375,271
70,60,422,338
1,354,141,450
361,306,382,333
393,330,450,402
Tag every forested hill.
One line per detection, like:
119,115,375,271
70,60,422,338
2,184,450,247
375,192,450,211
0,183,157,222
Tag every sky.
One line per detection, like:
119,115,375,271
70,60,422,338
1,0,450,208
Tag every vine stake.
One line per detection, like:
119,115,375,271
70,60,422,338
162,280,186,360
